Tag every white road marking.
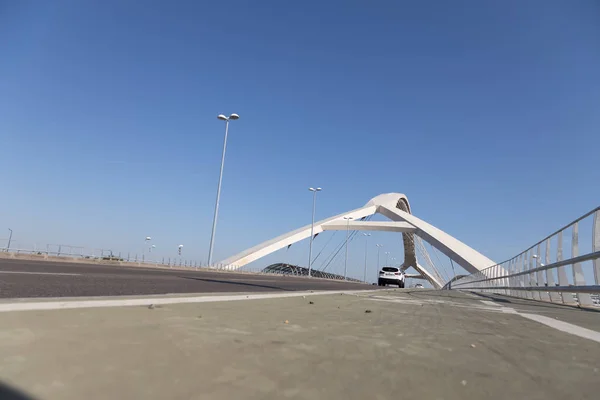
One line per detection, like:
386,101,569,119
519,313,600,344
480,300,501,307
372,295,600,343
0,271,80,276
0,290,374,313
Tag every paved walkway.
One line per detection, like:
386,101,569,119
0,290,599,400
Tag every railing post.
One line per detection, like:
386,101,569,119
572,222,592,306
507,259,514,297
503,261,509,296
514,254,522,298
545,238,559,302
537,244,550,302
525,249,536,299
593,210,600,285
556,231,571,304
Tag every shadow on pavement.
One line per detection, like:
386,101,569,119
0,381,36,400
178,277,294,291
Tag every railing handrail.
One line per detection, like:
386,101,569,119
453,251,600,287
475,206,600,274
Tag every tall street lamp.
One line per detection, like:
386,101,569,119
362,233,371,283
7,228,13,252
343,216,353,280
307,187,322,277
208,113,240,267
376,244,383,272
385,251,390,266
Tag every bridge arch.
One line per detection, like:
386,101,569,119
219,193,496,288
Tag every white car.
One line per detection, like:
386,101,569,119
378,267,405,288
415,284,424,289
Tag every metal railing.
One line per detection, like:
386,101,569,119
451,207,600,307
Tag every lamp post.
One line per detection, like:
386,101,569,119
385,251,390,266
6,228,12,252
362,233,371,283
376,244,383,277
343,216,353,280
307,187,322,277
208,113,240,267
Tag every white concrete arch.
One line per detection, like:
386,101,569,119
219,193,496,288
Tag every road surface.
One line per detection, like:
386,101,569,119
0,289,598,400
0,258,370,298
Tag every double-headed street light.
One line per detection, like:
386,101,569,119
307,187,322,277
362,233,371,283
208,113,240,267
343,216,353,280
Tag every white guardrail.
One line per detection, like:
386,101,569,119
451,207,600,307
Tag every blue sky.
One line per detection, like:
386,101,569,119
1,0,599,281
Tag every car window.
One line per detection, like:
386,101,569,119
382,267,399,272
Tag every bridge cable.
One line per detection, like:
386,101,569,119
321,227,362,272
419,238,449,283
405,234,448,284
310,230,338,266
318,220,363,271
427,239,454,282
320,215,372,273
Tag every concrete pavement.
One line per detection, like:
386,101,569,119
0,259,370,298
0,289,599,400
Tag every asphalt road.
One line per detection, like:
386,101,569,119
0,259,372,298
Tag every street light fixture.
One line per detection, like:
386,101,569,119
385,251,390,266
307,187,322,277
362,233,371,283
208,113,240,267
343,216,353,280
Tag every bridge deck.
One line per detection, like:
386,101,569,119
0,289,598,400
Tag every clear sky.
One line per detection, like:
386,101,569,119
1,0,599,281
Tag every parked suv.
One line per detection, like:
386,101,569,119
378,267,405,288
